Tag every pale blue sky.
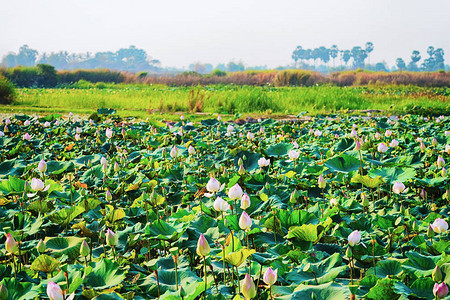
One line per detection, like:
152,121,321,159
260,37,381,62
1,0,449,68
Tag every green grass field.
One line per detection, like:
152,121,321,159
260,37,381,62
2,84,449,120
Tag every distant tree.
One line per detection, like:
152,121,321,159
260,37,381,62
215,63,226,71
226,61,245,72
427,46,435,58
351,46,367,69
365,42,374,64
342,50,351,66
16,45,38,66
433,48,445,70
422,57,435,71
318,46,330,65
396,58,406,71
292,46,303,67
375,62,388,72
36,64,57,87
330,45,339,67
407,50,421,71
311,48,321,68
1,53,16,68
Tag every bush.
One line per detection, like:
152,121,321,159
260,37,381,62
273,70,328,86
0,74,16,104
212,69,227,77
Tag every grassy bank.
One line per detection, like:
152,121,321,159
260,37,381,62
3,84,449,120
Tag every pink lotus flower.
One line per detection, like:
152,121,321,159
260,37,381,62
38,159,47,173
240,193,251,210
23,133,31,141
258,157,270,168
196,233,210,257
5,233,18,255
47,281,74,300
239,211,252,231
105,229,118,246
213,197,230,212
106,128,113,139
431,218,448,234
228,183,243,200
392,182,405,194
377,143,388,153
263,267,278,286
348,230,361,247
241,273,256,299
433,282,449,299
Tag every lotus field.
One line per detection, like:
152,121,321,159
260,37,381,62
0,112,450,300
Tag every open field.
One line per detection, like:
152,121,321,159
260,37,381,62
2,84,450,121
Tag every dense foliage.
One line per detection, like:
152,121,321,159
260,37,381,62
0,74,16,104
0,112,449,299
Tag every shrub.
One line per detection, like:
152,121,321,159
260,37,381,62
0,74,16,104
212,69,227,77
273,70,328,86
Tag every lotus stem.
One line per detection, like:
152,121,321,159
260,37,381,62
203,257,207,298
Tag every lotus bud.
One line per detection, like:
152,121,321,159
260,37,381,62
375,132,381,140
293,141,299,148
44,121,51,128
432,137,438,147
241,273,256,299
240,193,251,210
24,119,30,126
106,128,113,139
420,141,426,152
446,131,450,136
392,182,405,194
354,140,361,151
431,218,448,234
228,183,243,200
239,211,252,231
0,283,8,300
170,146,178,159
238,164,246,176
433,265,443,283
87,160,92,168
80,240,90,257
390,139,399,148
76,127,82,134
3,125,8,133
114,162,120,173
196,233,210,257
5,233,18,254
46,281,75,300
206,177,221,193
433,282,449,299
288,150,300,160
318,175,326,189
101,163,107,174
385,129,392,137
445,144,450,155
38,159,47,173
69,112,74,117
289,189,299,204
37,239,46,253
377,142,388,153
427,225,435,239
330,198,338,206
105,229,118,246
348,230,361,247
188,145,195,155
437,156,445,168
0,131,4,137
263,267,277,286
238,158,244,166
100,156,107,165
106,188,112,201
4,118,10,125
362,193,369,207
217,114,221,121
247,132,254,140
213,197,230,212
23,132,31,141
74,133,81,141
350,129,358,137
442,167,447,177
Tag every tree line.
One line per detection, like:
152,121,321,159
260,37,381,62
0,45,161,73
292,43,446,72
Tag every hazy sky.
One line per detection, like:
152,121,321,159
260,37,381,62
1,0,449,68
